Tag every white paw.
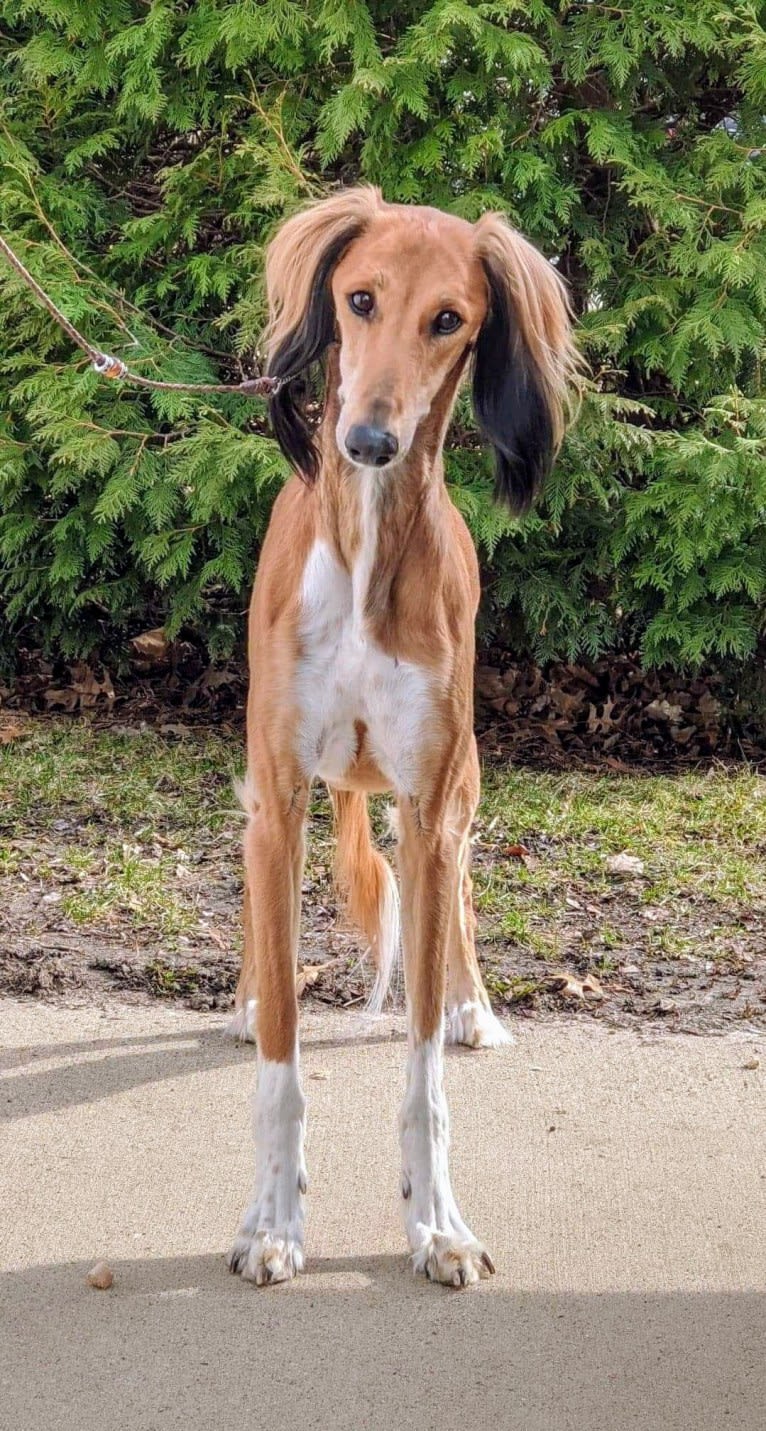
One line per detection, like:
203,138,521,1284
445,999,513,1049
227,1231,303,1286
230,1055,306,1285
226,998,257,1043
412,1231,495,1288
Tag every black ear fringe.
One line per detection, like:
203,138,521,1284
267,226,364,483
472,258,554,515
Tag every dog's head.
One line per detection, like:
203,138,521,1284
265,187,580,512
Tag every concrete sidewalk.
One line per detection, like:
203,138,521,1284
1,998,764,1431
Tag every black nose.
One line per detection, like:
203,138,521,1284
345,424,398,468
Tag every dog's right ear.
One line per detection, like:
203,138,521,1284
265,188,382,482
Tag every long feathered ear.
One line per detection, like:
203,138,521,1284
472,214,582,514
264,187,383,482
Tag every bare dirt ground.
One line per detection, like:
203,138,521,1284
3,861,764,1037
2,718,765,1036
2,726,761,1041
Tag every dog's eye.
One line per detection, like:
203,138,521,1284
349,291,375,317
433,309,463,336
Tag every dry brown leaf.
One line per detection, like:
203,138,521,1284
587,696,617,735
646,698,683,724
549,686,584,718
506,843,540,872
71,664,115,708
199,666,237,692
296,961,333,997
0,719,28,744
568,664,600,688
476,666,505,700
44,687,79,711
45,664,114,711
131,627,170,663
546,970,604,1002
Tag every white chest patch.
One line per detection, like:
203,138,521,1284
296,506,431,793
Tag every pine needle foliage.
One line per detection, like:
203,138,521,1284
1,0,766,671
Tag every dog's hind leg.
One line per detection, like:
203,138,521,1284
445,739,513,1049
228,876,258,1043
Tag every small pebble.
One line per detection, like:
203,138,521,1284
743,1058,760,1071
86,1260,114,1290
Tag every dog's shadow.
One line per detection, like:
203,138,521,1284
0,1014,410,1121
3,1015,764,1428
2,1250,763,1431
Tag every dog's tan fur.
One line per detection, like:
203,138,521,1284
229,189,578,1285
235,190,577,1054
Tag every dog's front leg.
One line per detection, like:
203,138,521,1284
396,797,495,1288
228,774,308,1286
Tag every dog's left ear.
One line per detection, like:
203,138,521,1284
264,187,382,482
472,214,581,514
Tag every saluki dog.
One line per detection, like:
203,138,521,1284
227,186,579,1289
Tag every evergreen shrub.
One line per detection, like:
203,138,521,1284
1,1,765,673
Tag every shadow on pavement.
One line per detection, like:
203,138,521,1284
1,1252,763,1431
0,1018,408,1121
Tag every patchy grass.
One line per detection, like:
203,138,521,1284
475,764,766,945
1,722,242,946
2,720,241,833
1,719,765,1029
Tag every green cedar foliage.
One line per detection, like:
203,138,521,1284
1,1,765,671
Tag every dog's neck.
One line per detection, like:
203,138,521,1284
314,347,466,612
